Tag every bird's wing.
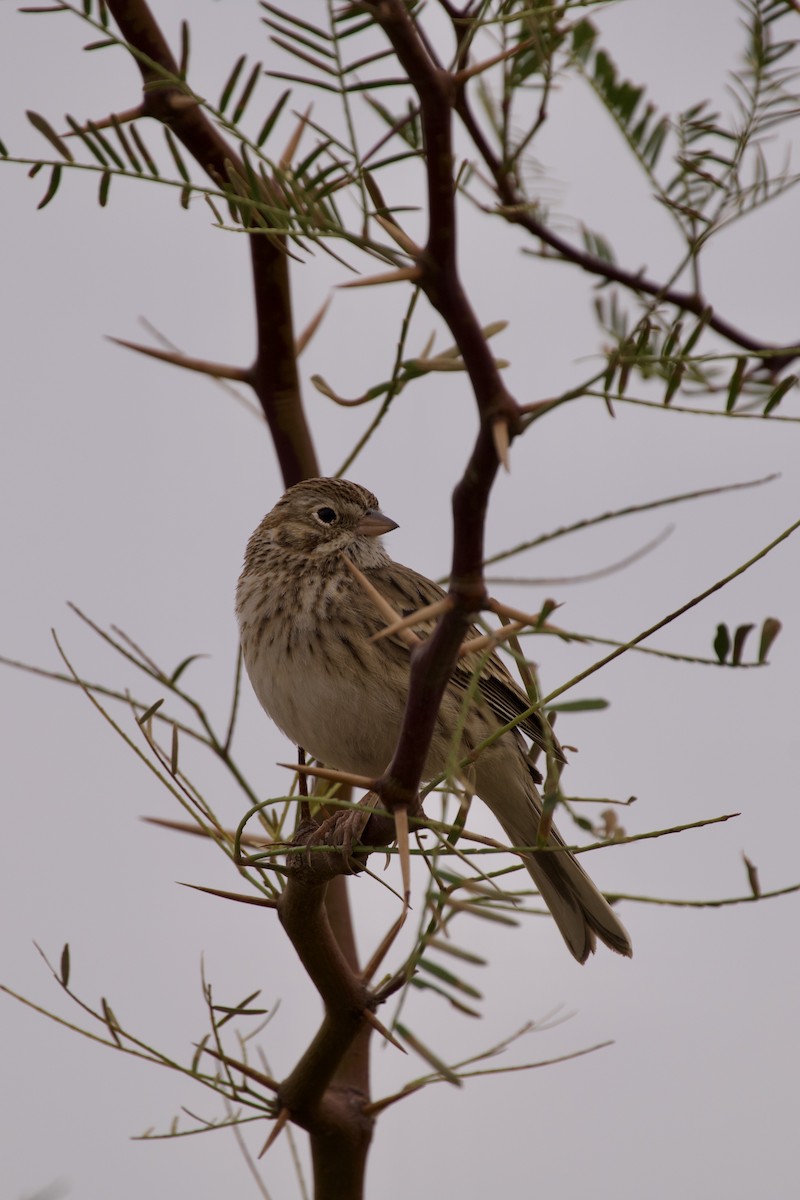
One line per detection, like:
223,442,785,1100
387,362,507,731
368,560,562,760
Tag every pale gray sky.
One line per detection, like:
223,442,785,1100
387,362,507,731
2,3,799,1199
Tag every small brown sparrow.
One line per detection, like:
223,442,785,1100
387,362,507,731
236,478,632,962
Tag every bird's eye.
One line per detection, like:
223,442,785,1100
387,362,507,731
315,506,337,525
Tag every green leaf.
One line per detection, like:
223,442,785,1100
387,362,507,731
364,95,421,150
417,958,482,999
423,939,486,967
633,317,652,356
758,617,781,664
203,193,225,223
163,127,190,183
178,19,190,79
571,19,597,64
101,997,122,1047
262,2,333,44
731,623,754,665
395,1023,462,1083
64,115,107,165
88,121,124,168
763,374,797,415
602,348,619,394
212,988,266,1026
232,61,263,125
191,1034,209,1074
682,306,713,355
581,225,616,264
742,853,761,898
545,699,609,713
137,698,164,725
408,978,482,1018
26,109,74,161
60,942,70,987
219,54,247,114
713,623,730,664
642,117,668,167
661,319,683,360
37,163,62,209
663,361,685,405
256,88,290,147
170,653,206,684
97,168,111,206
129,124,159,176
110,118,141,173
170,723,178,775
726,356,747,411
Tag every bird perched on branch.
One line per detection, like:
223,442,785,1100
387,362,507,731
236,477,631,963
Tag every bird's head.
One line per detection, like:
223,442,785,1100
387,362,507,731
249,477,399,563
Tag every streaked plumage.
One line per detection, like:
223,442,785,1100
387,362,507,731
236,478,632,963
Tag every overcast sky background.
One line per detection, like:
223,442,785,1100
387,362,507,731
2,3,799,1199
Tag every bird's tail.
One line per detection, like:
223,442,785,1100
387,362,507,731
525,829,632,963
478,761,632,964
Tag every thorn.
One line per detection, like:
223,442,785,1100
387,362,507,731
142,815,225,838
486,597,557,627
258,1107,290,1158
517,398,553,418
368,597,452,645
63,104,143,136
202,1047,278,1091
344,558,408,632
362,907,410,983
295,296,331,357
374,214,421,257
279,104,312,169
492,417,511,472
458,621,526,658
363,1009,407,1053
107,336,252,382
178,882,278,908
493,612,537,695
743,852,761,898
339,266,422,289
166,92,202,113
394,806,411,906
280,761,378,790
453,36,537,85
142,815,269,847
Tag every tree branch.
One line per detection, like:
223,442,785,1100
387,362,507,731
362,1,518,805
99,7,380,1189
105,0,318,483
446,26,799,373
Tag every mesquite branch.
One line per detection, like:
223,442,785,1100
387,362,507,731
442,6,799,373
106,0,318,484
361,0,521,809
100,4,376,1187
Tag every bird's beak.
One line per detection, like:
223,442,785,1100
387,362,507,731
357,508,399,538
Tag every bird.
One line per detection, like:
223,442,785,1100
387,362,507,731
236,477,632,963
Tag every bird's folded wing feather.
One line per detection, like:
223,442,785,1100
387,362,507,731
366,560,563,760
